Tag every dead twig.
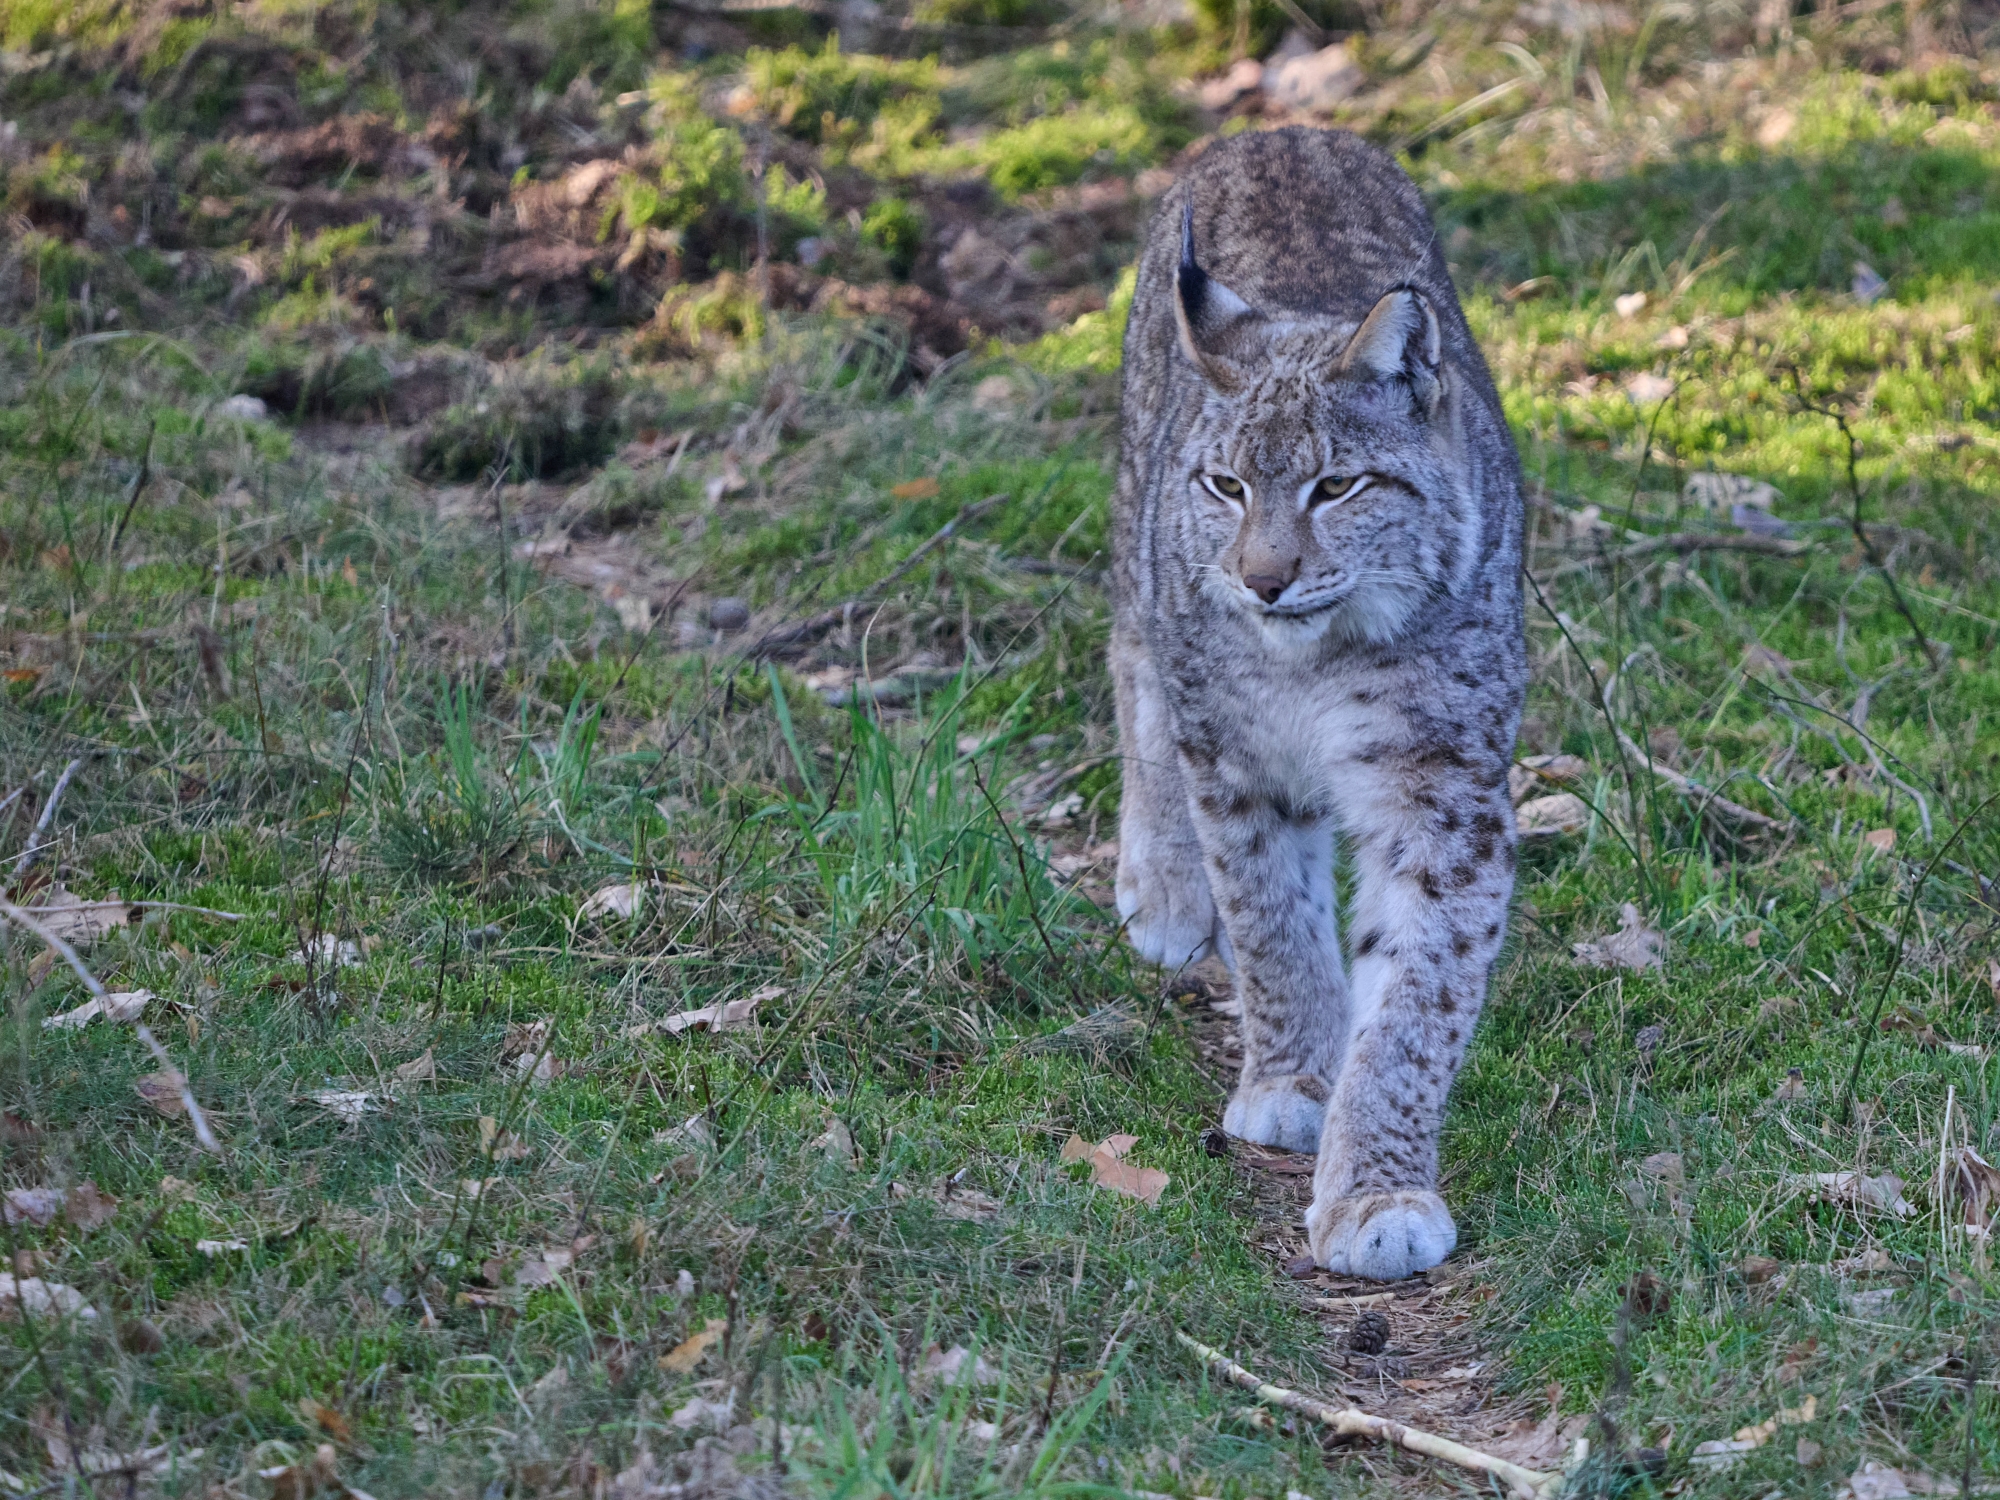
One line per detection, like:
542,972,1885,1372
10,757,85,882
0,894,222,1154
1613,730,1787,832
1175,1332,1563,1498
1537,531,1806,583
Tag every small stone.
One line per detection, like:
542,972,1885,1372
381,1285,406,1308
1635,1023,1665,1055
1348,1309,1389,1354
216,393,270,421
1283,1254,1317,1279
463,923,505,951
1263,43,1363,114
1739,1255,1781,1284
708,597,751,632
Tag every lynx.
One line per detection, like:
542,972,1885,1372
1111,128,1526,1281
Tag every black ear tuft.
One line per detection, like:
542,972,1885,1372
1172,202,1258,387
1177,203,1210,325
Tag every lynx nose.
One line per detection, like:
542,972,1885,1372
1241,561,1299,605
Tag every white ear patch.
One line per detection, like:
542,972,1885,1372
1339,287,1442,385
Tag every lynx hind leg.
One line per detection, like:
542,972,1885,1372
1113,636,1221,969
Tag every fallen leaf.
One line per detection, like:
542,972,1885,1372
670,1393,736,1430
814,1118,858,1167
581,881,644,921
479,1116,532,1161
298,933,363,967
502,1018,551,1059
1063,1132,1167,1206
1862,827,1897,854
1788,1170,1914,1218
2,666,39,684
659,1317,728,1374
134,1069,188,1117
42,988,151,1031
2,1188,64,1227
0,1273,96,1320
657,991,767,1037
1954,1145,2000,1228
391,1048,436,1087
259,1443,340,1500
1625,371,1676,404
1770,1067,1808,1102
1847,1460,1914,1499
298,1396,352,1442
195,1238,248,1255
1517,793,1589,837
515,1248,577,1288
1572,904,1665,972
1739,1255,1781,1284
1987,957,2000,1007
42,1431,197,1476
1796,1437,1823,1467
920,1344,1001,1385
63,1182,117,1230
309,1089,381,1124
890,477,940,500
1639,1152,1684,1191
22,888,134,948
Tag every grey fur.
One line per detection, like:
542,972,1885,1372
1111,128,1525,1281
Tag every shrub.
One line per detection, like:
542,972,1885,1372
861,196,926,276
744,38,942,149
413,356,628,481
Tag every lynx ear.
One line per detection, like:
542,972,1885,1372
1173,204,1259,390
1337,286,1443,411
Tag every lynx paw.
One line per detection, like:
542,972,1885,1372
1222,1074,1329,1154
1306,1190,1457,1281
1116,856,1219,970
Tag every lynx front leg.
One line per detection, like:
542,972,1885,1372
1113,631,1222,969
1182,774,1347,1154
1306,784,1515,1280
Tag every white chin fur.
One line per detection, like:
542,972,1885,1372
1250,582,1426,650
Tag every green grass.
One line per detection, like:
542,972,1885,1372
6,0,2000,1494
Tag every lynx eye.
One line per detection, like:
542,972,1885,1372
1311,473,1368,506
1203,472,1246,503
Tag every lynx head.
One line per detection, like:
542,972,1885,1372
1168,207,1478,649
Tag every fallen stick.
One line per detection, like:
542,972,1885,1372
1175,1331,1562,1499
1536,531,1806,583
1613,730,1787,832
10,756,84,880
0,895,223,1155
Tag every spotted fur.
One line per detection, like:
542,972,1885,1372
1111,128,1526,1281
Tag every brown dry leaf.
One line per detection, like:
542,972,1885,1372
478,1116,532,1161
135,1069,188,1117
890,476,940,500
24,888,134,948
515,1247,577,1288
502,1018,552,1060
919,1344,1001,1385
42,989,151,1031
813,1118,858,1168
656,988,772,1037
1987,957,2000,1007
1508,754,1590,804
63,1182,118,1230
1572,904,1665,972
1517,792,1589,837
391,1048,436,1087
659,1317,728,1374
260,1443,341,1500
1739,1255,1782,1284
2,666,39,684
298,1396,352,1442
1861,828,1897,854
1064,1132,1167,1206
1954,1145,2000,1228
